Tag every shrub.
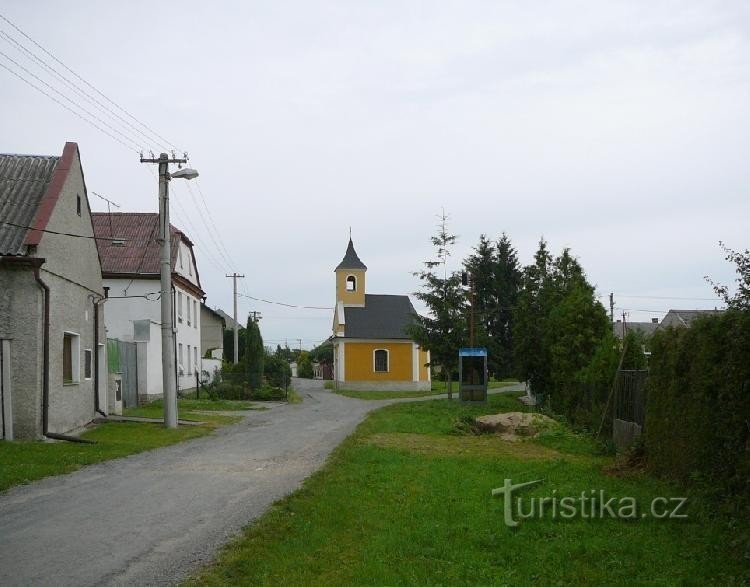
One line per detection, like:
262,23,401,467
645,311,750,497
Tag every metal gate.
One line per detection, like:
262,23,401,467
107,339,139,408
612,369,649,449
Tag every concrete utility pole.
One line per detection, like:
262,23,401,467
226,273,245,363
141,153,198,429
609,292,615,325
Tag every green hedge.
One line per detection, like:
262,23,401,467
645,311,750,496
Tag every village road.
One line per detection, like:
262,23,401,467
0,378,523,586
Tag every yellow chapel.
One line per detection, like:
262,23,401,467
331,239,431,391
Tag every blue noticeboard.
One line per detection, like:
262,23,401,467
459,348,488,357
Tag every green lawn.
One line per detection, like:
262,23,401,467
189,393,747,586
0,407,240,493
123,398,265,419
332,379,518,400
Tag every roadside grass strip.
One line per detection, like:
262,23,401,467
333,380,517,400
0,404,243,493
189,393,748,586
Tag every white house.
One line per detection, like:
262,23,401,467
92,212,204,402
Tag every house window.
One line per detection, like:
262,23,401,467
194,347,198,373
76,194,81,216
63,332,80,383
178,343,183,371
374,349,388,373
178,247,183,268
193,300,198,329
186,295,191,326
84,349,92,380
178,292,183,322
187,345,191,374
188,254,192,276
346,275,356,292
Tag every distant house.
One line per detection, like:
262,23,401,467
92,212,205,402
0,142,107,440
658,309,725,329
331,239,430,391
200,304,225,360
613,318,660,339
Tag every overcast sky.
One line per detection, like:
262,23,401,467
2,1,748,349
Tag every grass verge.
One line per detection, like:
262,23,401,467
188,393,748,586
332,380,518,400
0,406,241,493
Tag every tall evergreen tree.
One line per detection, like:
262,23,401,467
408,211,466,397
245,318,264,390
513,238,552,392
492,233,521,378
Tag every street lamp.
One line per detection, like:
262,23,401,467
141,153,199,428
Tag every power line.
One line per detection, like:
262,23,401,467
0,219,149,241
601,294,717,302
0,11,181,152
237,292,332,310
0,28,164,152
0,60,139,153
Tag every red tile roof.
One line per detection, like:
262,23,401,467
92,212,191,276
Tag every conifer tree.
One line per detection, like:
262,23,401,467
245,317,264,390
409,210,466,397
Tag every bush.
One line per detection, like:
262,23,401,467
297,352,314,379
264,354,292,388
645,311,750,497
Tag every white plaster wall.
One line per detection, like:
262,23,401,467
175,283,201,392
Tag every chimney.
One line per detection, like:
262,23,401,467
651,318,658,324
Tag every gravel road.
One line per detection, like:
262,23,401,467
0,379,523,586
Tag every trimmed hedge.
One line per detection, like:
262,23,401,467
645,311,750,496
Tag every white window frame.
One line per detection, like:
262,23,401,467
63,331,81,384
346,274,357,292
193,300,198,329
373,348,389,373
187,344,191,374
178,343,183,370
178,292,184,323
186,295,191,327
194,346,198,374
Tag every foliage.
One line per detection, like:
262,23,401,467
463,233,521,378
308,341,333,364
705,241,750,311
645,310,750,499
245,318,264,390
408,210,466,393
223,326,247,363
297,351,314,379
264,352,292,388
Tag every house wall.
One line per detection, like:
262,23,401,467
0,265,44,439
200,306,224,360
35,147,105,434
103,278,202,397
344,341,413,381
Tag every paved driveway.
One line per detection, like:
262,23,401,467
0,379,523,586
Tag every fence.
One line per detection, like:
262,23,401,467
612,369,649,450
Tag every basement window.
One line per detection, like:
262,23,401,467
346,275,356,292
374,349,388,373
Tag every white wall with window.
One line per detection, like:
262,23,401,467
174,283,201,392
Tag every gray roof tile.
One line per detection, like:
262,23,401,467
335,239,367,271
0,154,59,255
343,294,416,339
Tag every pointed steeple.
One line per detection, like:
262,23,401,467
335,238,367,271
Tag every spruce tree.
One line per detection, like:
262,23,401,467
408,210,466,397
492,233,521,378
245,317,264,390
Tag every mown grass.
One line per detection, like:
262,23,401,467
123,398,264,420
332,380,518,400
0,408,240,493
189,393,748,586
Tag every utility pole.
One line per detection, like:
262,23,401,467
609,293,614,325
298,338,303,353
226,273,245,363
140,152,196,429
250,310,262,323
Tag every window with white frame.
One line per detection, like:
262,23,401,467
188,253,192,276
374,349,388,373
187,295,191,326
63,332,80,383
346,275,356,292
194,347,198,373
178,343,183,371
193,300,198,329
178,246,183,268
178,292,183,323
187,344,191,374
